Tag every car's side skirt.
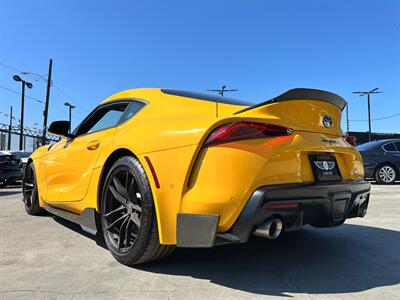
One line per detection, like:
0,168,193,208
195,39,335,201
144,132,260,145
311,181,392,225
43,205,97,235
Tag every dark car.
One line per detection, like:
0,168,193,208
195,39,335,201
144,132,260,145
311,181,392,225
0,151,23,188
357,139,400,184
11,151,32,171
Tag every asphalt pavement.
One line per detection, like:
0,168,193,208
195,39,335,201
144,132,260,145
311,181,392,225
1,183,399,299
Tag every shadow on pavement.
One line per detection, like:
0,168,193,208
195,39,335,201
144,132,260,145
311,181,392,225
0,188,22,197
53,216,107,249
51,215,400,296
137,224,400,296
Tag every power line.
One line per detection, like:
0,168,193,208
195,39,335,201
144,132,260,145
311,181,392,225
0,84,43,103
0,62,22,73
352,88,383,142
350,112,400,122
0,84,67,115
52,84,89,112
0,61,88,112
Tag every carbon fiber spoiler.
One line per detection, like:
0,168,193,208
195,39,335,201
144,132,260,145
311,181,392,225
234,88,347,115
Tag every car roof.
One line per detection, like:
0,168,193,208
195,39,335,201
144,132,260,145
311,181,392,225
371,139,399,144
100,88,254,107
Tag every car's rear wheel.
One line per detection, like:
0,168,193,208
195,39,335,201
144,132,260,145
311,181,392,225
22,163,43,215
101,156,174,265
375,164,397,184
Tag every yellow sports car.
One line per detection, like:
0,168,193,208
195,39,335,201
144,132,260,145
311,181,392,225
23,88,371,265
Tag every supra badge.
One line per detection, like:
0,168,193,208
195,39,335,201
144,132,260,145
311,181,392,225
314,160,336,171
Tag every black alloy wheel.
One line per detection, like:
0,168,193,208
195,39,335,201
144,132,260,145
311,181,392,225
102,167,142,252
101,156,174,265
22,163,43,215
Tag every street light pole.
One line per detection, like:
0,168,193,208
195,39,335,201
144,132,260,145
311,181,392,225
346,102,350,134
64,102,75,133
8,106,13,150
352,88,382,142
20,82,25,150
13,75,33,150
367,93,371,141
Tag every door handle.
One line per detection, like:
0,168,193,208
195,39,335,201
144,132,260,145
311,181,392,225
86,140,100,150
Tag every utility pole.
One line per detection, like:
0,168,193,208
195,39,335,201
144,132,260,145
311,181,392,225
346,101,350,134
13,75,33,150
352,88,383,142
42,58,53,146
8,106,13,150
207,85,238,97
64,102,75,132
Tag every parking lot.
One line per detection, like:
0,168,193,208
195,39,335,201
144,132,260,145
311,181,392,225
0,184,399,299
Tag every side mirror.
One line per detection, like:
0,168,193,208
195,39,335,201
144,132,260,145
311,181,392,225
48,121,75,139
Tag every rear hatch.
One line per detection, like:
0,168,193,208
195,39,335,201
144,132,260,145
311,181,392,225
230,88,362,183
234,88,346,136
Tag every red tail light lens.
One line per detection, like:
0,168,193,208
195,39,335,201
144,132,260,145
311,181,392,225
344,135,357,146
204,122,293,147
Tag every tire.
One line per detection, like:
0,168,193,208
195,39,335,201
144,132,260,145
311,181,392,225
101,156,174,265
22,163,44,215
375,163,398,184
0,179,9,188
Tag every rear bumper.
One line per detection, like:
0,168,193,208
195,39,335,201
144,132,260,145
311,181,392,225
0,169,22,181
177,180,370,247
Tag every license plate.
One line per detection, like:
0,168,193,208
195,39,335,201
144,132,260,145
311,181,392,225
309,154,342,182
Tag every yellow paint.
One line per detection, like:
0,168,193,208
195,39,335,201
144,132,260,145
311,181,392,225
30,88,364,244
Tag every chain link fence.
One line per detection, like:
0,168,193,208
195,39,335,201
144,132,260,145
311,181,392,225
0,123,60,152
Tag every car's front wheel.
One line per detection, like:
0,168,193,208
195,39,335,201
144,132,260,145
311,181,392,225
22,163,44,215
375,164,397,184
101,156,174,265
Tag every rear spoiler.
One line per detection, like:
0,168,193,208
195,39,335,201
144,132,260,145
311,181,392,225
234,88,347,115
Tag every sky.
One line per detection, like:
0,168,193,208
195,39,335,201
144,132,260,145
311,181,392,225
1,0,399,136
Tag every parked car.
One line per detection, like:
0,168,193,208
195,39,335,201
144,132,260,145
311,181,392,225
0,151,23,188
357,139,400,184
22,88,370,265
11,151,32,171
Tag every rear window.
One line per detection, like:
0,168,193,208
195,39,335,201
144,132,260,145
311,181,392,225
161,89,254,106
383,143,397,152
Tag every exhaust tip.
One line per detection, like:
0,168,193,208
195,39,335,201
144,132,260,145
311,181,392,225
253,217,283,239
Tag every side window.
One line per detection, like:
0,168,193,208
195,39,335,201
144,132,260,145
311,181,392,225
118,101,146,125
75,102,128,136
383,143,396,152
394,142,400,152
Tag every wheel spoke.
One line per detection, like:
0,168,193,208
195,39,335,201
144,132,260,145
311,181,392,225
128,176,136,198
131,203,141,213
103,205,125,218
113,176,129,200
118,217,129,249
131,213,141,228
25,182,34,187
124,219,133,247
106,213,129,231
109,185,127,206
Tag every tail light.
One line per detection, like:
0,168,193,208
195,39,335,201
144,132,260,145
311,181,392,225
344,135,357,146
204,122,293,147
